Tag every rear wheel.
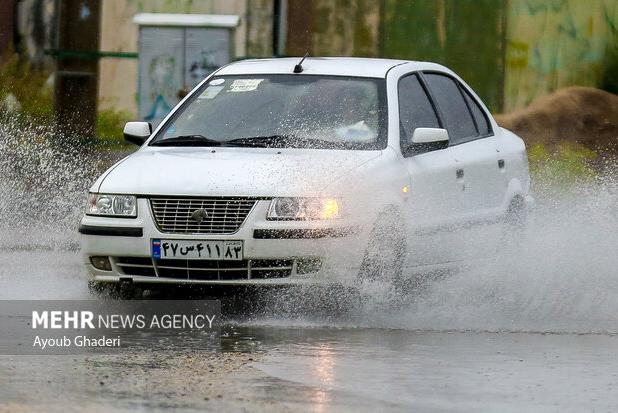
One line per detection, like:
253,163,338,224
500,196,530,252
505,196,527,228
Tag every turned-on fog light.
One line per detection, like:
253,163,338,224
90,256,112,271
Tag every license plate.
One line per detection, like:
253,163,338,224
152,239,243,260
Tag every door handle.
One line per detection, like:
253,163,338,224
498,159,505,169
456,168,464,179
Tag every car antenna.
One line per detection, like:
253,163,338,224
293,52,309,73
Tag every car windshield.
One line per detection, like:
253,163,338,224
150,74,387,150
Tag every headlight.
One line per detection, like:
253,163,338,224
267,197,340,220
87,193,137,217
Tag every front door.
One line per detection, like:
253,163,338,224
423,72,503,260
398,73,463,266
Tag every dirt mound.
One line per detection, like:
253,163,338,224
495,87,618,153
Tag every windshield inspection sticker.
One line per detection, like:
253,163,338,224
198,85,225,99
229,79,263,92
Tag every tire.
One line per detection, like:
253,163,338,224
358,209,406,284
88,281,142,299
500,196,529,251
505,196,527,228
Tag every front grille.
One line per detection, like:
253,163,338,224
114,257,295,280
116,257,156,277
157,259,293,280
150,197,258,234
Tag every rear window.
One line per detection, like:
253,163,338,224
462,88,491,136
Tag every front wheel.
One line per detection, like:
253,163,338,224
358,210,406,284
88,281,142,299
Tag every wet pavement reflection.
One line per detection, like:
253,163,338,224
2,323,618,412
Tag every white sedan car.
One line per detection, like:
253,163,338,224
80,57,533,290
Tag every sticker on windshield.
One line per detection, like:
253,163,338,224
229,79,263,92
209,78,225,86
198,85,224,99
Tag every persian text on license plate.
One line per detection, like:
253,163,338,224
152,239,243,260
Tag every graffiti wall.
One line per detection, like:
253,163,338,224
97,0,617,116
505,0,618,111
98,0,255,115
382,0,507,112
287,0,616,113
285,0,380,57
137,25,232,125
285,0,506,111
311,0,380,57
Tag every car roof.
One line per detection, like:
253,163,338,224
216,57,450,78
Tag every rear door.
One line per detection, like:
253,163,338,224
398,73,461,266
461,83,506,216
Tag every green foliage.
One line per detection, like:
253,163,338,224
1,52,131,149
96,108,133,148
0,53,54,120
528,143,598,192
600,36,618,95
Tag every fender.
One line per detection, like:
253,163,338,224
322,146,409,230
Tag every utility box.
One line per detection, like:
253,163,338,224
133,13,240,125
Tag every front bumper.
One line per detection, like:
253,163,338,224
80,199,367,286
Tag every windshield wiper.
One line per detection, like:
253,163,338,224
224,135,291,148
151,135,222,147
224,135,341,149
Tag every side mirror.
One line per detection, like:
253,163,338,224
123,121,152,146
404,127,449,155
411,127,449,144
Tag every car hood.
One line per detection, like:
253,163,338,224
97,147,382,196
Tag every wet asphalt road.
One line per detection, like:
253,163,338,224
1,249,618,412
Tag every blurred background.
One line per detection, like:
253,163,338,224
0,0,616,183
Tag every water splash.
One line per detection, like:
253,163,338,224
248,172,618,333
392,177,618,333
0,118,123,250
1,116,617,333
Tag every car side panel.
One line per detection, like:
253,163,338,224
496,127,531,209
448,135,504,222
402,148,465,266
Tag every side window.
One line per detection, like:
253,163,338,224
397,74,440,145
424,73,476,144
462,87,491,136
